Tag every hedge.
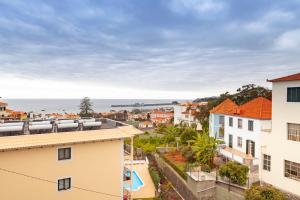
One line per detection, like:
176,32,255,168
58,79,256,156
149,167,161,189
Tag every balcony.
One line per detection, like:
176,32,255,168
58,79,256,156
219,147,258,166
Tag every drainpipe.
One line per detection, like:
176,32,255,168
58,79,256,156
130,136,133,200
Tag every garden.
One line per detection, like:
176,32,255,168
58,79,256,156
130,124,221,180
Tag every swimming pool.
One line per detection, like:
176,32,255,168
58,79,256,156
124,170,144,191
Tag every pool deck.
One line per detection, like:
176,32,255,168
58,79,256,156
125,162,156,199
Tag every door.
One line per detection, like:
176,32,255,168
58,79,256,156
229,134,233,148
246,140,255,157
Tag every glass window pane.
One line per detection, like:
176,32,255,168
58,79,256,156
58,179,64,190
65,178,71,189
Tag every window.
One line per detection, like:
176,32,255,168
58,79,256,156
229,117,233,127
263,154,271,171
285,160,300,181
219,116,225,125
288,123,300,142
287,87,300,102
248,120,254,131
58,147,71,160
238,119,243,129
219,127,224,138
58,178,71,191
237,137,242,147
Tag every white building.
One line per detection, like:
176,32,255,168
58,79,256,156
138,121,154,129
260,73,300,198
209,97,272,167
174,102,207,129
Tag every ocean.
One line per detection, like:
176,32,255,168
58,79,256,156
2,99,184,114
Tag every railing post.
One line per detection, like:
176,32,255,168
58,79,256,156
130,136,133,200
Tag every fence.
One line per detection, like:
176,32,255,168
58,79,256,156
150,153,199,200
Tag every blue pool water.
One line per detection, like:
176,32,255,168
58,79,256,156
124,170,144,191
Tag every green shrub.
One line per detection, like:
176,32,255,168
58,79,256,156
149,167,161,189
245,185,286,200
219,161,249,185
201,164,211,173
180,127,198,145
180,146,195,162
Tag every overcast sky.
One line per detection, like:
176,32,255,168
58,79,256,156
0,0,300,99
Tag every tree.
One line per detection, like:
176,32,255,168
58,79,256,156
233,84,272,105
245,185,286,200
180,127,197,145
155,124,167,134
79,97,94,117
219,161,249,185
191,134,218,167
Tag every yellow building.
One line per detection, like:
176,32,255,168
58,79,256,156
0,124,142,200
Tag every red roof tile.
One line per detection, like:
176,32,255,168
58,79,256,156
0,102,7,107
210,99,239,115
268,72,300,82
210,97,271,120
238,97,271,119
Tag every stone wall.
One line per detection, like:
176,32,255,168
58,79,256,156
153,153,199,200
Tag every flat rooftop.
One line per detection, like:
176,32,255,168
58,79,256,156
0,125,142,151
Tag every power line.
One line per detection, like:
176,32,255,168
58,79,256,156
0,167,124,199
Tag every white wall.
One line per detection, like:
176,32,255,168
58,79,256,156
261,80,300,197
224,115,270,160
174,105,185,125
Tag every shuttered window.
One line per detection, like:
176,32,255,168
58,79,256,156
287,87,300,102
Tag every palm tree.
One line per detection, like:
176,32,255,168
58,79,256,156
191,134,218,167
163,126,179,147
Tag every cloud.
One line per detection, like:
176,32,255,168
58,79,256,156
244,10,295,33
274,29,300,50
0,0,300,98
169,0,226,15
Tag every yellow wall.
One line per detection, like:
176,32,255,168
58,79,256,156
0,139,123,200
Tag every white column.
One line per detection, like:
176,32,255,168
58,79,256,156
130,136,133,200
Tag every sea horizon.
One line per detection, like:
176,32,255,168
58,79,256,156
2,98,188,114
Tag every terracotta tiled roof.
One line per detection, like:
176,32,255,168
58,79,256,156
210,99,239,115
151,110,173,115
182,110,198,115
238,97,271,119
210,97,271,120
0,102,7,107
268,72,300,82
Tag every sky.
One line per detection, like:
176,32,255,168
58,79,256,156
0,0,300,99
